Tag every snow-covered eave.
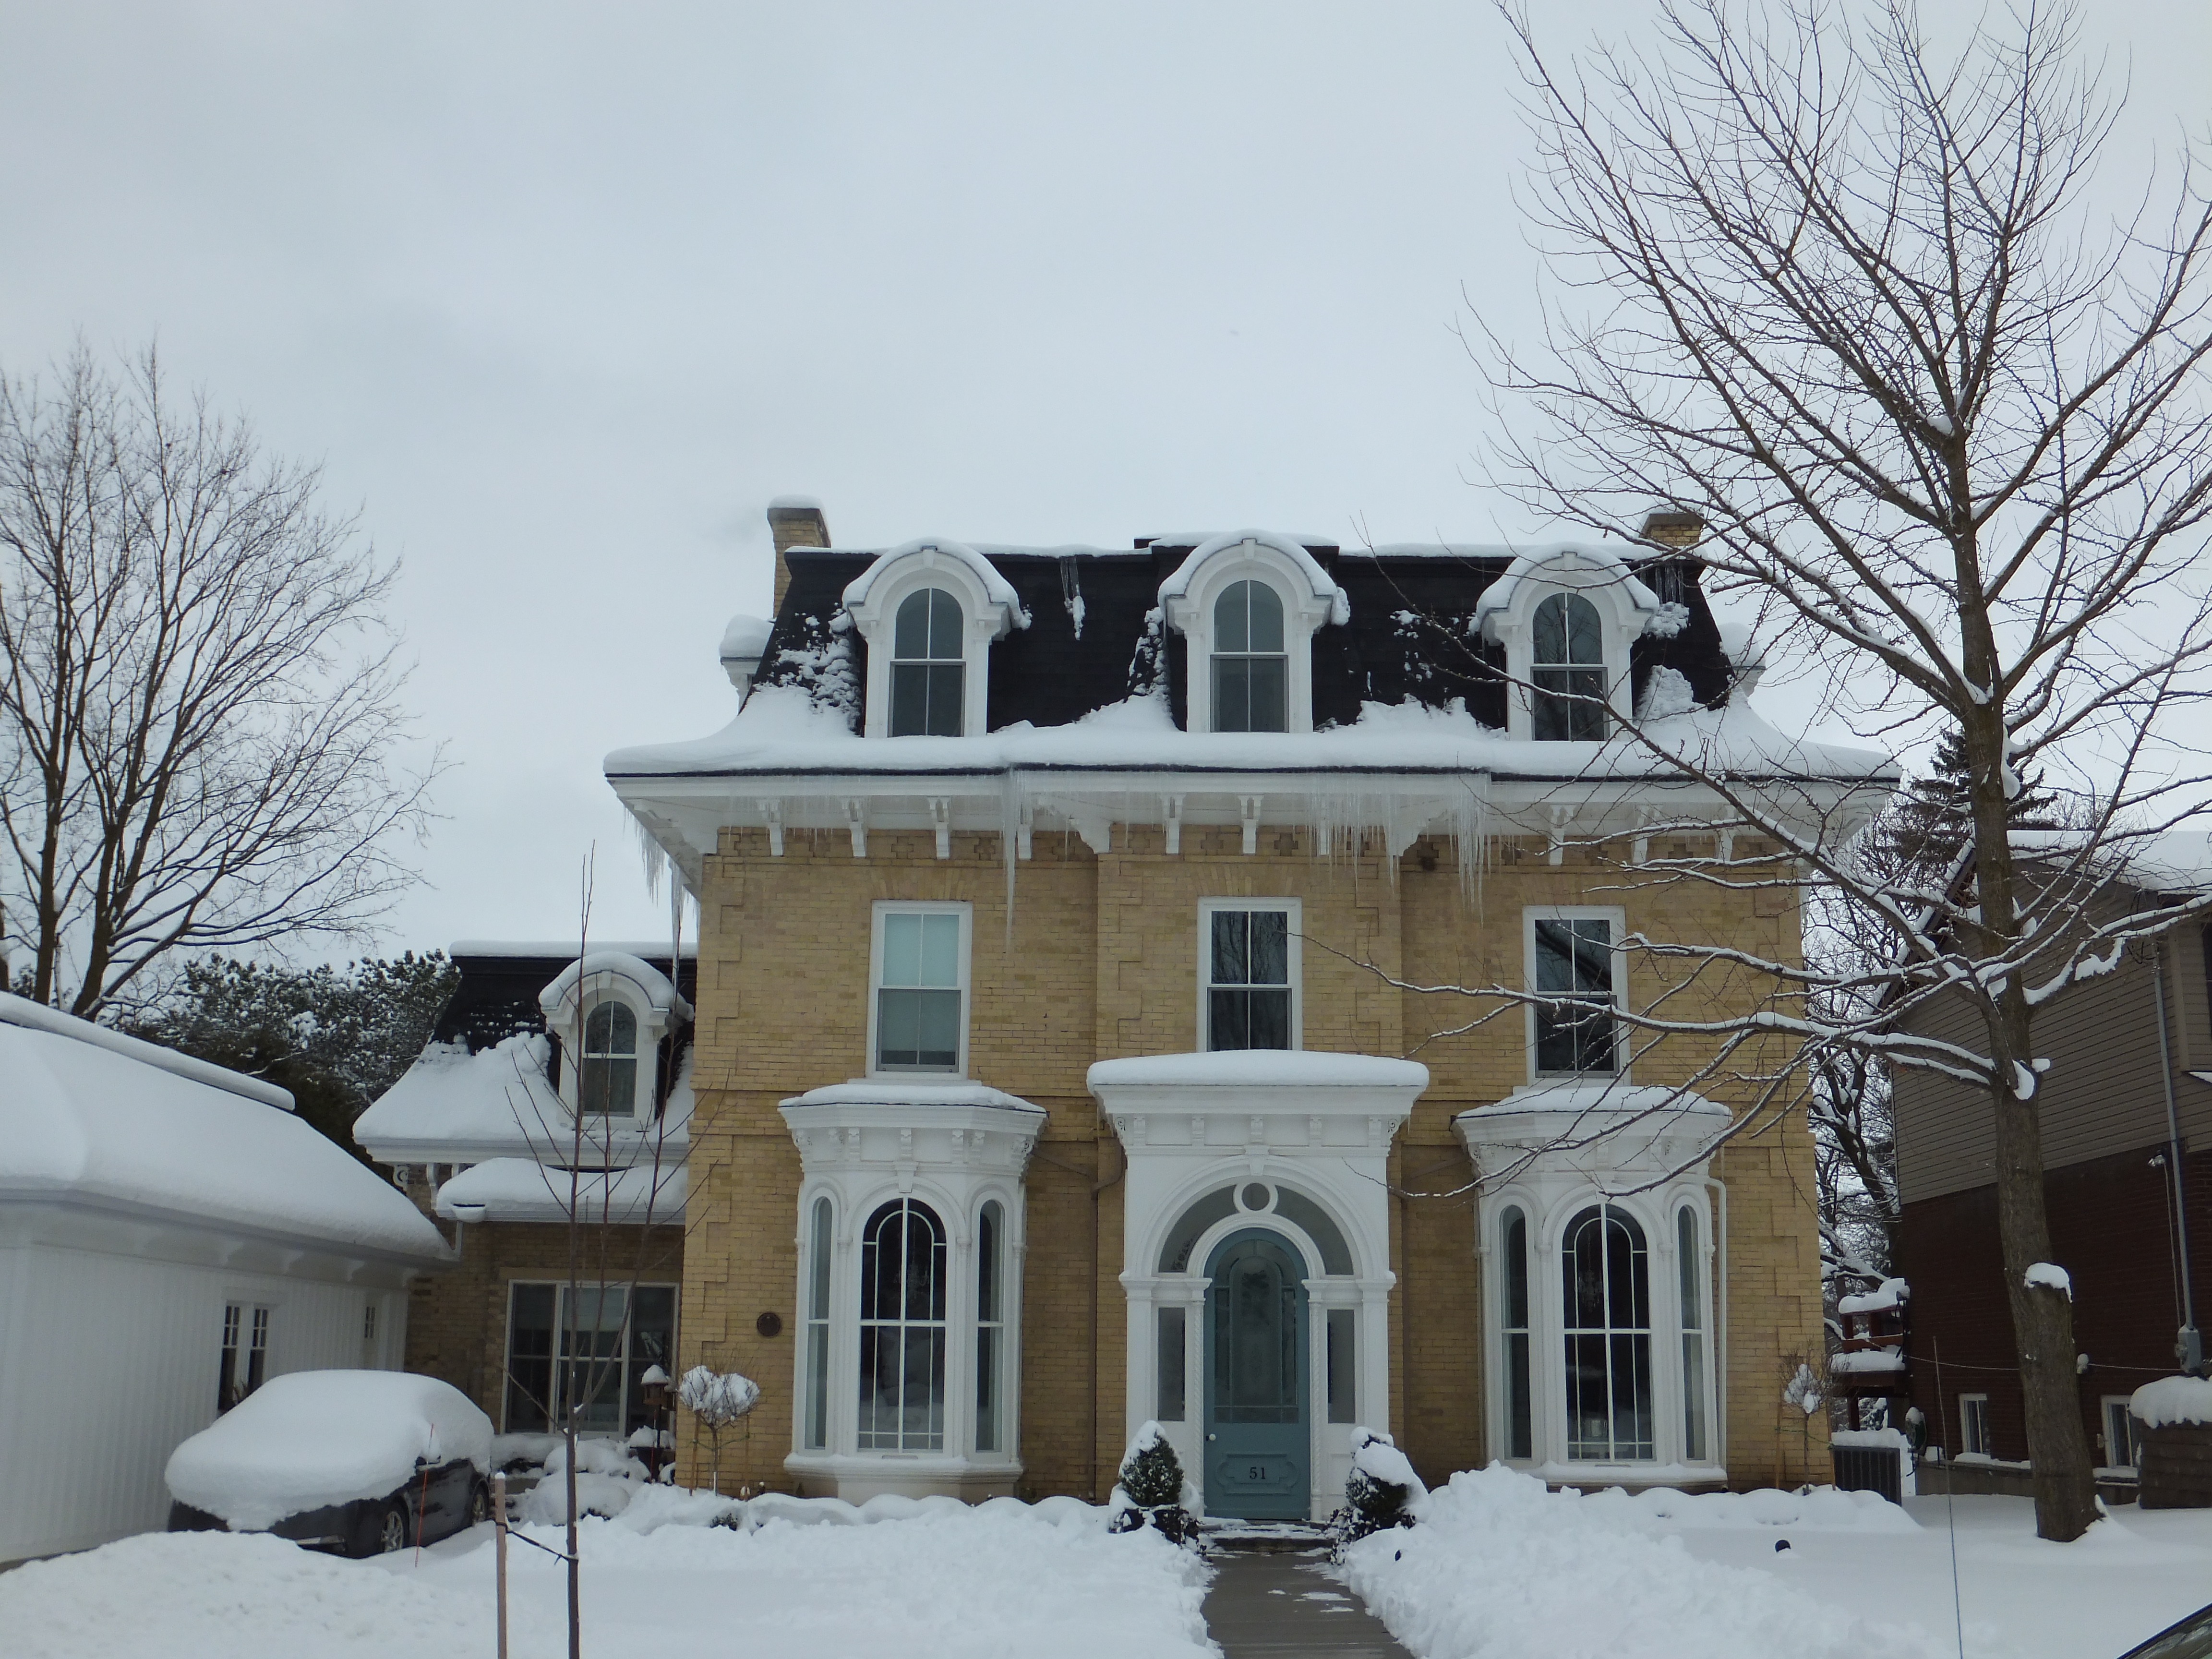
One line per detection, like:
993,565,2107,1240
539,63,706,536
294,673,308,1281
0,993,295,1112
355,1129,690,1167
0,1181,453,1270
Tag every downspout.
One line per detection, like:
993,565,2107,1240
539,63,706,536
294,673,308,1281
2151,942,2205,1375
1706,1175,1730,1469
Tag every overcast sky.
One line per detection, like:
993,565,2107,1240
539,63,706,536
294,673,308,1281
3,1,2204,956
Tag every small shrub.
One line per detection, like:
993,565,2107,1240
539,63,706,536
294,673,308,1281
1109,1421,1200,1546
1330,1428,1423,1560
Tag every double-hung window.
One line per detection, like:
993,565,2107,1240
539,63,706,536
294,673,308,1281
1960,1393,1992,1457
873,903,969,1073
1531,591,1607,740
578,999,639,1115
1203,901,1296,1051
503,1282,677,1436
890,588,966,737
1530,909,1623,1076
2102,1397,2140,1471
1211,580,1288,733
217,1302,271,1412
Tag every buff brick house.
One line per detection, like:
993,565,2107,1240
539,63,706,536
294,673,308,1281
370,500,1892,1520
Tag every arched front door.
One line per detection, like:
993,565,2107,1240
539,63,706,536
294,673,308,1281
1203,1230,1308,1518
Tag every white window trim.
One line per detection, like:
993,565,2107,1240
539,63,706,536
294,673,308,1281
545,975,666,1125
2101,1395,2140,1471
1162,540,1337,735
1523,905,1630,1082
1959,1393,1993,1458
867,901,974,1078
1484,1185,1720,1476
1479,553,1652,741
1197,897,1303,1051
845,549,1017,739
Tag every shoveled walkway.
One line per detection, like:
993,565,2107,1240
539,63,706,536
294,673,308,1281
1201,1545,1415,1659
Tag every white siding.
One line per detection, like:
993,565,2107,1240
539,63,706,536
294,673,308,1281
0,1238,412,1563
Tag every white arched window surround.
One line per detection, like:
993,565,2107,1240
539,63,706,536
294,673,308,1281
1481,1184,1720,1479
1475,546,1662,741
537,952,688,1125
842,540,1026,739
1158,532,1348,736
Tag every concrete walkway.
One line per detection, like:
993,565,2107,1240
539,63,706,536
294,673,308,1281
1201,1547,1415,1659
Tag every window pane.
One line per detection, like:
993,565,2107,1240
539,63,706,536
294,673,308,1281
1326,1307,1355,1424
1504,1210,1530,1329
1248,911,1289,986
917,914,961,986
883,913,923,985
1247,986,1291,1049
809,1198,833,1318
1534,595,1567,663
1214,583,1250,652
895,590,933,658
927,588,962,658
579,1054,637,1115
1213,656,1250,732
506,1284,555,1432
1682,1334,1707,1461
1247,583,1285,653
805,1324,830,1450
1208,987,1248,1050
1561,1206,1654,1460
1677,1209,1701,1328
585,1001,636,1055
1564,594,1602,662
923,662,963,736
1246,656,1287,732
977,1203,1001,1322
1507,1332,1533,1460
626,1286,676,1436
1157,1306,1186,1422
1211,910,1250,986
890,662,930,735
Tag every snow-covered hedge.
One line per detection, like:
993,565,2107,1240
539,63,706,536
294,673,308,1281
2130,1375,2212,1429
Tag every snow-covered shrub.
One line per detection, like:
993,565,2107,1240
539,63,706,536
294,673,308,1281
677,1365,759,1493
1330,1427,1425,1558
1107,1422,1199,1546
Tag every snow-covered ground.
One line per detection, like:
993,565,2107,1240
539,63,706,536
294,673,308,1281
0,1491,1214,1659
1343,1467,2212,1659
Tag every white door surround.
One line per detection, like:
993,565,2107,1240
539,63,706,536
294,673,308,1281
1090,1050,1426,1520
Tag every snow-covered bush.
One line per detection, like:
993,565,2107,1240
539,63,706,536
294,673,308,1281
677,1365,758,1493
1330,1427,1425,1558
1107,1422,1199,1546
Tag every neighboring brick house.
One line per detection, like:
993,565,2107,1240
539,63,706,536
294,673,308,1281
367,501,1892,1519
1893,846,2212,1480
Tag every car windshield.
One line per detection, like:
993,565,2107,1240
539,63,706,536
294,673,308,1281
2123,1602,2212,1659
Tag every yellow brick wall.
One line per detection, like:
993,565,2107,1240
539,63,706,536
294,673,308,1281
675,820,1827,1494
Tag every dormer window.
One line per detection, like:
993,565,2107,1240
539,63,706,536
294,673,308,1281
1211,581,1287,733
891,588,966,737
579,1000,639,1115
1531,593,1607,741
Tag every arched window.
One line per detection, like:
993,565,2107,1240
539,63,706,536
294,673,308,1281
578,1001,638,1116
858,1198,947,1450
975,1200,1005,1452
890,588,965,737
1562,1204,1653,1460
803,1196,833,1451
1531,592,1606,741
1500,1206,1533,1460
1211,580,1286,733
1677,1206,1708,1461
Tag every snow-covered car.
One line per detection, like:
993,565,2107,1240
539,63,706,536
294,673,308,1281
2118,1600,2212,1659
166,1370,494,1557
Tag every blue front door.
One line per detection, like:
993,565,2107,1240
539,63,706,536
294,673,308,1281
1203,1231,1309,1519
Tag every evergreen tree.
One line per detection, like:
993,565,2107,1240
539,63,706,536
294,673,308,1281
1108,1422,1199,1545
124,952,457,1160
1875,730,2063,883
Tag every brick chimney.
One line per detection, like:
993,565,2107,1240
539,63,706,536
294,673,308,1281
768,496,830,614
1639,509,1706,548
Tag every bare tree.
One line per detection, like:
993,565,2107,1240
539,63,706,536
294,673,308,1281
1460,0,2212,1540
0,343,438,1016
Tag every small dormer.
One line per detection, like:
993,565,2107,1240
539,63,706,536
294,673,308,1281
1474,545,1662,741
537,951,693,1124
842,540,1028,737
1157,531,1349,735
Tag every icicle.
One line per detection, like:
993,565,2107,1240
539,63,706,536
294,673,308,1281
1000,773,1022,949
634,816,668,901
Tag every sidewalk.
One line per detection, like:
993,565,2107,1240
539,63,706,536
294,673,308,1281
1201,1546,1414,1659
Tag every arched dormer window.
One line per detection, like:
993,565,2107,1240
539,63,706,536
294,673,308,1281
1211,581,1287,733
1157,531,1348,735
579,1000,639,1115
890,588,965,737
842,540,1027,739
1531,593,1606,741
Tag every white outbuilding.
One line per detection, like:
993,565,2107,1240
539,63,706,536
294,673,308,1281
0,993,452,1563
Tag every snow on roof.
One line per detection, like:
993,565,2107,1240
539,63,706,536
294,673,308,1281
1838,1277,1909,1316
165,1370,492,1529
0,992,293,1111
447,939,695,959
1455,1080,1732,1120
1156,530,1351,626
1471,543,1662,623
1088,1050,1430,1092
841,538,1030,622
2130,1375,2212,1428
768,493,824,511
0,998,449,1262
538,950,692,1022
353,1034,696,1162
1713,620,1766,669
606,681,1894,784
781,1079,1045,1113
720,613,773,662
2007,827,2212,895
435,1157,687,1226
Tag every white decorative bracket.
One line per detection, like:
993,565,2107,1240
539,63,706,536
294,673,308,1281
763,798,785,858
1548,805,1573,867
1240,795,1263,856
929,797,952,860
1017,798,1034,861
843,798,868,859
1716,826,1737,865
1163,794,1184,856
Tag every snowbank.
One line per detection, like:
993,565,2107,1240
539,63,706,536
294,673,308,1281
166,1371,492,1530
2131,1376,2212,1428
0,998,448,1262
1342,1466,1935,1659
